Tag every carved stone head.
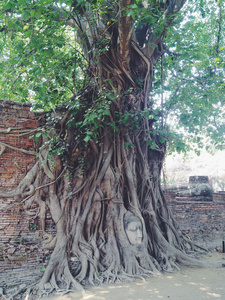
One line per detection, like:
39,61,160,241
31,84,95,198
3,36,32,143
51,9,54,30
123,211,143,245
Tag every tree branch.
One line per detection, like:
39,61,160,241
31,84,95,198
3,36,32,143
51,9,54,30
118,0,133,70
145,0,187,59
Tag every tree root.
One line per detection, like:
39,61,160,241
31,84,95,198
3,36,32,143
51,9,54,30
7,282,37,300
0,141,35,155
43,233,57,250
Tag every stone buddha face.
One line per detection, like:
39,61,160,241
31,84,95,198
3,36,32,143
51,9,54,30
124,212,143,245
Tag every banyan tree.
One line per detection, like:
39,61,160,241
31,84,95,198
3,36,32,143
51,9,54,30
0,0,209,297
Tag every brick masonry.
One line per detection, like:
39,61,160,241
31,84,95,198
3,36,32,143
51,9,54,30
166,191,225,249
0,100,225,290
0,100,53,291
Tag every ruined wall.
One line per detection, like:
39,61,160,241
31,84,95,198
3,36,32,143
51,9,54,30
166,191,225,249
0,100,53,292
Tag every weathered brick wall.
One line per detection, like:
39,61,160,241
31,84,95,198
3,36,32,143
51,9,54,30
0,100,53,291
166,191,225,249
0,101,39,188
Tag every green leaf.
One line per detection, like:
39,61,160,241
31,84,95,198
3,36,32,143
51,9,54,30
30,10,36,17
84,135,91,142
22,11,31,21
124,142,133,148
35,132,42,138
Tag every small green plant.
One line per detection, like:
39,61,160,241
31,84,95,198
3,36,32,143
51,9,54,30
30,223,39,231
29,130,48,142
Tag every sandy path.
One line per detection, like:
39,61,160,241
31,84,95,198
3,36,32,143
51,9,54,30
43,253,225,300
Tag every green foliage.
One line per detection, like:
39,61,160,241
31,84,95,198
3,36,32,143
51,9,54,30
0,0,86,109
0,0,224,154
82,91,112,142
126,0,169,38
29,130,48,142
152,0,225,152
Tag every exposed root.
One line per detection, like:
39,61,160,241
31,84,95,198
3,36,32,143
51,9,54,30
43,233,57,249
0,143,6,155
8,282,37,300
0,141,36,155
0,127,42,135
181,231,208,253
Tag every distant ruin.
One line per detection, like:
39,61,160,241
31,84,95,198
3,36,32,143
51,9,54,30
166,175,213,199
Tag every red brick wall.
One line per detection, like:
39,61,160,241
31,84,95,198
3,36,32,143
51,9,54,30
0,101,39,188
166,191,225,249
0,100,53,290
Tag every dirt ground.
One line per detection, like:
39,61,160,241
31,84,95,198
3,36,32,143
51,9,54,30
42,252,225,300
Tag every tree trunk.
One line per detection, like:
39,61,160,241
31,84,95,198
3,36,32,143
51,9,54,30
1,89,203,297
